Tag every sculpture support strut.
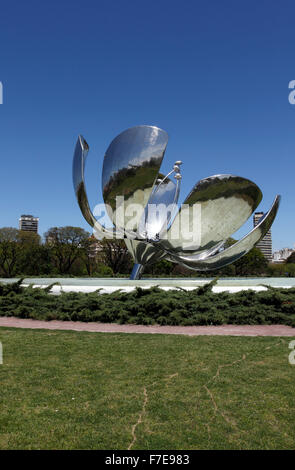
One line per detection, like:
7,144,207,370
130,263,144,280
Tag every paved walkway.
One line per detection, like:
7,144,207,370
0,317,294,336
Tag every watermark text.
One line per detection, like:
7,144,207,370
288,80,295,105
93,200,202,245
288,340,295,365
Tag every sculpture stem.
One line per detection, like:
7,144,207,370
130,263,144,280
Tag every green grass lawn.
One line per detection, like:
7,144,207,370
0,327,295,450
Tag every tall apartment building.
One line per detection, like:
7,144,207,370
253,212,272,261
19,214,39,233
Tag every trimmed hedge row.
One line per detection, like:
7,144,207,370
0,279,295,327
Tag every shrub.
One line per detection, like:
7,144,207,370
0,280,295,327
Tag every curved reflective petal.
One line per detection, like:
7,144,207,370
73,135,103,230
72,135,143,240
138,173,180,239
157,174,263,254
168,195,280,270
185,240,226,261
102,126,168,233
124,238,166,266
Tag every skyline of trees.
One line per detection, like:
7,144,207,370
0,226,294,278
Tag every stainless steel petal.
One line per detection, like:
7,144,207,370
73,135,101,229
73,135,144,240
169,195,280,271
157,174,263,255
138,173,180,239
125,174,177,270
124,238,166,266
185,241,226,261
102,126,168,233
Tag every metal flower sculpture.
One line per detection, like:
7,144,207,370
73,125,280,279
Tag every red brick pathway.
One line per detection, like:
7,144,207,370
0,317,294,336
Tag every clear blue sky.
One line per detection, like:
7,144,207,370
0,0,294,251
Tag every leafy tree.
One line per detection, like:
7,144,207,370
233,246,268,276
97,238,132,275
0,227,19,242
16,244,53,276
0,227,21,277
286,252,295,264
44,226,91,274
285,264,295,277
0,243,20,277
17,230,41,245
80,236,101,276
145,259,174,276
92,263,113,277
220,238,269,276
267,263,286,277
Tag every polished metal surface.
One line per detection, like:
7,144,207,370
130,263,145,280
126,166,182,269
156,174,262,255
124,238,166,266
138,172,180,240
73,125,281,280
170,195,281,271
72,135,111,238
72,135,146,241
102,126,168,233
73,135,124,239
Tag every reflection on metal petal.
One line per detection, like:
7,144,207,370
138,173,180,239
72,135,146,241
126,172,180,274
73,135,103,230
130,263,145,280
102,126,168,233
183,240,226,261
73,135,123,239
157,174,262,254
170,195,280,271
124,238,166,266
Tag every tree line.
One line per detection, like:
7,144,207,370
0,226,131,277
0,226,294,278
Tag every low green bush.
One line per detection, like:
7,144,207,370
0,280,294,327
